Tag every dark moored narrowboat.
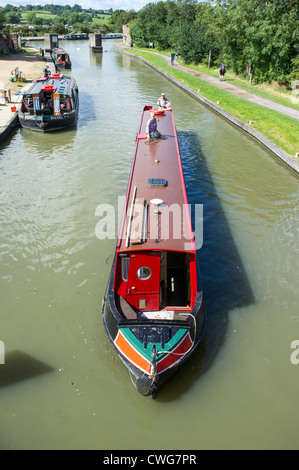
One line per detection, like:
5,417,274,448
102,106,206,397
64,33,89,40
19,73,79,132
52,47,72,69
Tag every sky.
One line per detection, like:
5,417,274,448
0,0,154,12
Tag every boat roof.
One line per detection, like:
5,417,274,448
53,47,68,54
65,33,88,37
23,75,76,96
117,106,195,254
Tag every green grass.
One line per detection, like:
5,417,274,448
20,11,111,24
139,47,299,111
21,11,57,22
92,14,111,24
127,48,299,156
183,62,299,112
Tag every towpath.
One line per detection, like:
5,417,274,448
124,44,299,121
116,42,299,172
0,48,54,142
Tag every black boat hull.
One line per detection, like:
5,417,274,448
19,96,79,132
56,63,72,70
19,113,77,132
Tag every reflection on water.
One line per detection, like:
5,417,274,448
0,39,298,450
89,51,103,67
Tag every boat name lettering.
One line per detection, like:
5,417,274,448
290,340,299,365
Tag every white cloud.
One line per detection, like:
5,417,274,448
0,0,154,12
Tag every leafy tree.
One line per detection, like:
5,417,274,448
34,16,44,26
67,12,80,25
52,21,66,35
72,4,83,13
54,16,65,26
212,0,299,84
178,21,207,63
108,9,137,33
72,22,87,33
130,2,169,49
27,12,37,24
0,8,5,32
3,4,18,13
130,0,199,51
5,11,21,24
195,1,222,67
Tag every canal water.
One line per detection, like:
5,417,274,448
0,39,298,450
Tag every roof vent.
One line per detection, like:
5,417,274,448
150,198,164,206
146,178,168,187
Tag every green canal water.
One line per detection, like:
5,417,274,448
0,40,298,450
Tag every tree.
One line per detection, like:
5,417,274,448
130,2,169,49
3,4,18,13
72,4,83,13
5,11,21,24
27,12,37,24
67,12,80,25
0,8,5,32
72,22,87,33
212,0,299,84
52,21,66,35
178,21,207,63
108,9,137,33
195,2,222,67
54,16,65,25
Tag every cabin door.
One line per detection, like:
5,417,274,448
126,253,160,311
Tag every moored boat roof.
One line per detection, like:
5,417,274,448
23,74,76,96
53,47,69,54
65,33,88,38
117,106,195,254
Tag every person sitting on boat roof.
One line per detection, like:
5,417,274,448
157,93,172,110
146,111,161,141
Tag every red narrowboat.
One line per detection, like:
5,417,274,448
102,106,206,396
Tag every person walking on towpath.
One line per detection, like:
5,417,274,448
171,51,175,65
219,63,226,81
